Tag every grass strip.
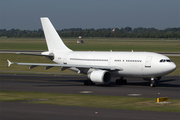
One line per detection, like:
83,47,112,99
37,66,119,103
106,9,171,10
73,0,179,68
0,38,180,52
0,90,179,112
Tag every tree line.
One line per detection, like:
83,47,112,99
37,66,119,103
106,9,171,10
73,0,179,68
0,27,180,38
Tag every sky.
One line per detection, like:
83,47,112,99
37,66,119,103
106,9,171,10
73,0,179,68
0,0,179,30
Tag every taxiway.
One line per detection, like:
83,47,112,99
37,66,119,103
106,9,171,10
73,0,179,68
0,73,179,120
0,73,179,99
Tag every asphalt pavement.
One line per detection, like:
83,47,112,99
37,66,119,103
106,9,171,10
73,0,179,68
0,73,179,120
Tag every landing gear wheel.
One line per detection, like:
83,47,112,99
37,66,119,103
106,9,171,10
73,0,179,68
123,79,127,85
116,78,127,85
116,79,121,85
84,80,95,86
150,82,156,87
150,77,157,87
84,80,89,85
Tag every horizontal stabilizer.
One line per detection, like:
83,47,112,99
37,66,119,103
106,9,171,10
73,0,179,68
7,59,11,67
7,59,16,67
16,52,54,57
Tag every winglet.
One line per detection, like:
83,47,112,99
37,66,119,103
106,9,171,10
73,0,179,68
7,59,12,67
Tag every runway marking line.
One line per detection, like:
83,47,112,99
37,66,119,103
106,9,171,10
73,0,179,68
127,94,142,97
79,91,93,94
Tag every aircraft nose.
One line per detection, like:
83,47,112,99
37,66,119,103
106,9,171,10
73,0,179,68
167,62,177,73
162,62,176,74
171,63,177,71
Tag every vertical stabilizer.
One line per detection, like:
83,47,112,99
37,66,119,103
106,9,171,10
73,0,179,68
40,17,72,51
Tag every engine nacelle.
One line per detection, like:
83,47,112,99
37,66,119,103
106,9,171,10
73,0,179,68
87,70,111,84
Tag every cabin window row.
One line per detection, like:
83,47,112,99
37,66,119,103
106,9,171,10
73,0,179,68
114,60,121,62
126,60,142,62
70,58,108,61
114,60,142,62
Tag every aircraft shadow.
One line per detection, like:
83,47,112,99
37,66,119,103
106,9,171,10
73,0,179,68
34,78,180,88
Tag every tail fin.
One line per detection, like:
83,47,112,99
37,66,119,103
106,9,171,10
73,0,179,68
40,17,72,51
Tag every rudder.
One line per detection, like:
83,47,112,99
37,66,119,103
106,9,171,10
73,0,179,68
40,17,72,51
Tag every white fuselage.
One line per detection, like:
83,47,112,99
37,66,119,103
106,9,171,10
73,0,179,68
53,51,176,78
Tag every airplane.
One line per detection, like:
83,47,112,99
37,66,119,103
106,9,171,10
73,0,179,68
7,17,176,87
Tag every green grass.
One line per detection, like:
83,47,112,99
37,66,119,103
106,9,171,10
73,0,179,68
69,40,179,52
169,56,180,75
0,38,47,50
0,90,179,112
0,38,180,52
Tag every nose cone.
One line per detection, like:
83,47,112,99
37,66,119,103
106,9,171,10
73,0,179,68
166,62,176,74
171,62,177,72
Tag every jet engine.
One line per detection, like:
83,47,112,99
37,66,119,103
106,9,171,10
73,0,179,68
87,70,111,84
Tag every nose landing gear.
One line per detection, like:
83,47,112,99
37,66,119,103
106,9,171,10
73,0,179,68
150,77,161,87
150,78,156,87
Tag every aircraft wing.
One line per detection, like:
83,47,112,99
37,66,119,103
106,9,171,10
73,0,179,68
7,60,123,71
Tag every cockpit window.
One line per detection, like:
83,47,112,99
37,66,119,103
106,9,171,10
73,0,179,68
166,59,172,62
160,59,163,62
159,59,172,62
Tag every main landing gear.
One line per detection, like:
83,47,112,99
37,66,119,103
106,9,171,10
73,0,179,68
84,80,95,85
116,77,127,85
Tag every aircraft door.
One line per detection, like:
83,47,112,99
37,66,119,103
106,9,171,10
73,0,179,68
145,56,152,67
108,58,111,66
63,54,68,64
